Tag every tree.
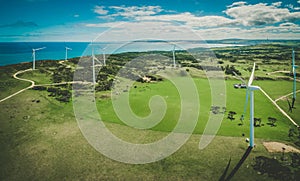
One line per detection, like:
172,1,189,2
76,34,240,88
268,117,277,127
227,111,236,121
254,118,262,127
224,65,241,76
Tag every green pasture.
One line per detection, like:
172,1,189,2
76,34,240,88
0,69,31,100
96,77,295,141
18,69,53,85
1,43,300,180
0,89,282,180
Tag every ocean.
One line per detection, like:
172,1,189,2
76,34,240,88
0,41,245,66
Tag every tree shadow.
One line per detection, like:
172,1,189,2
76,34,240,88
219,146,253,181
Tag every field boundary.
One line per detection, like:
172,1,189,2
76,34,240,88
260,88,299,127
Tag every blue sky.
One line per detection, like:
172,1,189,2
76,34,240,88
1,0,300,41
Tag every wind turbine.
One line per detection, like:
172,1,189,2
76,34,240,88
291,49,298,108
240,63,260,148
91,46,101,84
65,46,72,61
102,47,106,66
32,47,46,70
172,45,176,68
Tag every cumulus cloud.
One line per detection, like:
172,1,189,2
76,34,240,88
227,1,247,8
272,2,282,7
279,22,298,27
136,13,236,27
286,4,300,10
98,5,163,19
224,3,300,26
94,5,108,15
113,6,162,17
86,3,300,40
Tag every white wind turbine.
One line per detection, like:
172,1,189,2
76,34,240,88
292,49,298,108
91,46,101,84
32,47,46,70
240,63,260,148
65,46,72,61
101,47,107,66
172,45,176,68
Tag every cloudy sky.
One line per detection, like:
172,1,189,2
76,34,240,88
1,0,300,41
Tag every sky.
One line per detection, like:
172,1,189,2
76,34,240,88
1,0,300,42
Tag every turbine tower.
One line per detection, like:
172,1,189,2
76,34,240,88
241,63,260,148
65,46,72,61
172,45,176,68
292,49,298,108
91,46,101,84
32,47,46,70
102,47,106,66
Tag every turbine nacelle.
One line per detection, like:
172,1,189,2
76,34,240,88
65,46,72,61
248,85,260,91
32,47,46,52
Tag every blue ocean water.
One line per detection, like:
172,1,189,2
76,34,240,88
0,42,91,66
0,41,244,66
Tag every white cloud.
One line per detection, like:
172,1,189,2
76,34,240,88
285,4,300,10
74,14,80,18
224,3,300,26
108,5,163,18
279,22,298,27
286,4,294,9
136,13,236,27
227,1,247,8
81,3,300,41
94,5,108,15
298,0,300,4
272,2,282,7
84,21,204,41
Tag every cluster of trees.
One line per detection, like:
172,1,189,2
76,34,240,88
47,87,71,102
288,126,300,147
211,106,226,115
254,118,262,127
223,65,241,76
52,66,73,83
32,85,71,102
227,111,236,120
95,79,114,92
267,117,277,127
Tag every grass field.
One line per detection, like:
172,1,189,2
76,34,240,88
1,44,300,180
0,70,31,100
18,69,53,85
96,78,295,141
0,89,280,180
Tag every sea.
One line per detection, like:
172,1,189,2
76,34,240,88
0,41,247,66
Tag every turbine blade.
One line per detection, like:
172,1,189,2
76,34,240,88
94,56,101,64
292,49,295,67
34,47,46,51
240,89,250,121
248,63,256,87
233,71,246,85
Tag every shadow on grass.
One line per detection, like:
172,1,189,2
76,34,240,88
219,146,253,181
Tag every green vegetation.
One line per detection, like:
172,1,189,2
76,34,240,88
1,43,300,180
